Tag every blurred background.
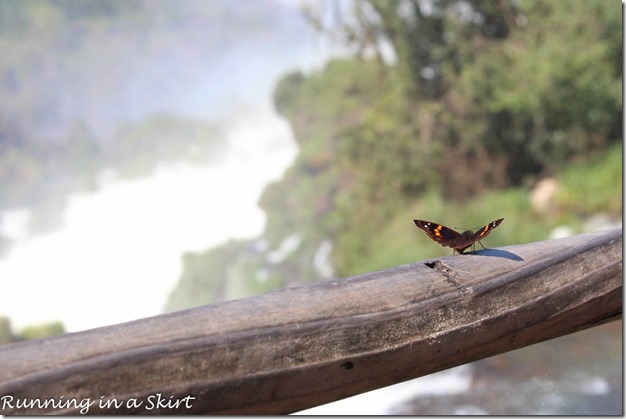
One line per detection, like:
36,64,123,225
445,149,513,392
0,0,621,415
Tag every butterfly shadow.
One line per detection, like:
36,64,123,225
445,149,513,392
469,248,524,261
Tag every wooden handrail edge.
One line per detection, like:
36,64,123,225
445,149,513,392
0,228,621,414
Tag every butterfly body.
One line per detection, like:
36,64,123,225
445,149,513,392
413,218,504,254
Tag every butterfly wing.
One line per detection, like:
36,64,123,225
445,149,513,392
474,218,505,241
413,220,460,247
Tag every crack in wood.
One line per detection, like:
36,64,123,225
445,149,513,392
424,260,472,295
341,361,354,370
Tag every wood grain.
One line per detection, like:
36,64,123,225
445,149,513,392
0,228,621,415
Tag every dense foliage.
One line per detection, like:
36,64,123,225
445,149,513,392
258,0,621,276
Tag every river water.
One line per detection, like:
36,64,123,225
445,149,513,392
0,107,296,332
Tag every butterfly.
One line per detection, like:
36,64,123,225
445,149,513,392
413,218,504,254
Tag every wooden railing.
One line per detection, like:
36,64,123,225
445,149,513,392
0,228,621,415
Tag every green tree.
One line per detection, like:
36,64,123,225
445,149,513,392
304,0,620,197
271,0,621,274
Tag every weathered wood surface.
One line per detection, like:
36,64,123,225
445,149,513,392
0,229,621,415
